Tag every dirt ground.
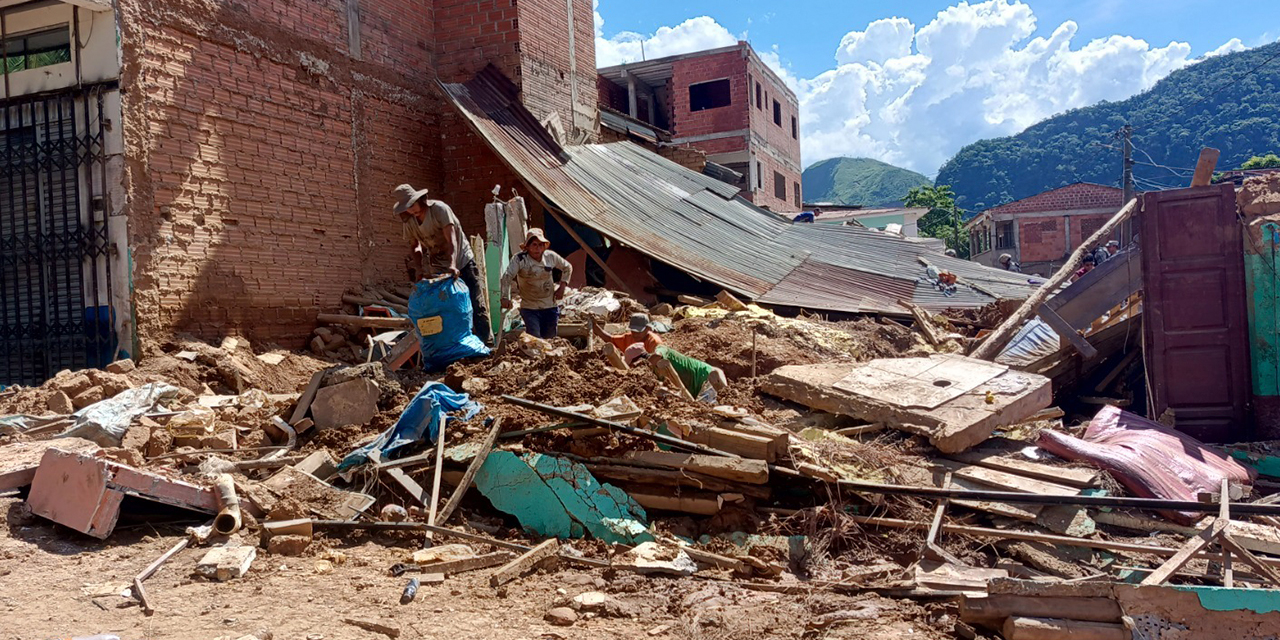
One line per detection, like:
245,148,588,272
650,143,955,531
0,495,954,640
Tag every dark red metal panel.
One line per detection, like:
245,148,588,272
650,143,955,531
1140,184,1251,442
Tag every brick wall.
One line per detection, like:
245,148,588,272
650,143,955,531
657,145,708,174
117,0,445,350
598,75,628,112
517,0,596,140
1019,218,1066,263
748,151,802,212
668,49,750,142
745,52,801,213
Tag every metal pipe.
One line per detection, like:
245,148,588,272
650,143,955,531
261,417,297,461
835,478,1280,516
212,474,241,535
501,395,736,457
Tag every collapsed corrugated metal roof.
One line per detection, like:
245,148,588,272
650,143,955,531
439,66,1037,314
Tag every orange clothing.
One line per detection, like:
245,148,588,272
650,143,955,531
608,330,663,354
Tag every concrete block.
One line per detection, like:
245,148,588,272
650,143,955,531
0,439,98,491
51,372,93,397
105,359,137,374
196,546,256,580
267,534,311,556
71,386,106,410
46,391,74,415
310,378,379,430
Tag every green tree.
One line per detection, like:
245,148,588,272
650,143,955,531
904,185,969,258
1242,154,1280,169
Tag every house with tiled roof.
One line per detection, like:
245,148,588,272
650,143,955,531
966,183,1129,276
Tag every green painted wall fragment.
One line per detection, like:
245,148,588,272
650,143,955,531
1174,585,1280,614
473,451,652,544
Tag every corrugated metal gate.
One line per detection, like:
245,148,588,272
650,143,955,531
0,85,113,387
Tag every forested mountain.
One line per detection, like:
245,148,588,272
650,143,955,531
802,157,932,207
936,42,1280,212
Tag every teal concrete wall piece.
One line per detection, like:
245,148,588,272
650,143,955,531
484,236,509,337
1174,586,1280,614
1245,252,1280,396
1229,449,1280,478
473,451,652,545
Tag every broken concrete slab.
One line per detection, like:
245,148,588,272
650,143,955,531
46,391,74,415
0,439,99,491
105,359,136,374
262,466,374,520
473,451,652,544
27,448,218,538
310,378,380,430
762,354,1051,453
196,546,256,580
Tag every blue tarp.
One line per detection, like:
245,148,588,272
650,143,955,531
338,382,481,471
407,278,489,370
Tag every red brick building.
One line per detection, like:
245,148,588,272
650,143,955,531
596,43,803,212
0,0,594,383
966,183,1127,276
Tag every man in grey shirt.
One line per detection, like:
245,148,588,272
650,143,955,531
393,184,491,343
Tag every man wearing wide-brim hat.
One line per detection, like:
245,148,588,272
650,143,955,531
393,184,491,343
499,227,573,340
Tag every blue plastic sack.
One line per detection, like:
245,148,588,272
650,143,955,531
407,277,490,370
338,381,482,471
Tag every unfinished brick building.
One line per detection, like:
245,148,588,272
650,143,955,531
966,183,1128,276
597,43,803,212
0,0,594,385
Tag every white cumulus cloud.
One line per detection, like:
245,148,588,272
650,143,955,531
594,0,738,67
595,0,1241,177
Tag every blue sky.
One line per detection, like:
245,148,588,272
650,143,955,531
594,0,1280,174
599,1,1278,78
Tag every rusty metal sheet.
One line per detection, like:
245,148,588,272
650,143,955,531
439,66,1037,314
1140,184,1252,442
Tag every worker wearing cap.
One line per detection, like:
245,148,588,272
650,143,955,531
393,184,491,343
592,312,663,370
998,253,1022,273
499,228,573,339
1093,240,1120,265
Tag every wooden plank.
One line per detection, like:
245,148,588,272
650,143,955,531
1036,304,1099,360
901,301,946,346
624,450,769,484
419,551,515,576
1045,249,1142,329
972,198,1137,360
584,463,770,499
490,539,559,587
716,290,749,311
424,419,448,543
933,459,1083,497
1140,518,1226,585
316,313,412,329
1219,534,1280,588
1093,349,1141,393
960,595,1123,624
942,451,1100,490
629,490,722,515
683,547,747,572
1191,147,1221,187
678,294,711,306
1003,617,1129,640
714,419,788,460
949,475,1043,521
383,333,420,371
368,450,428,507
763,357,1052,454
684,427,774,461
436,418,503,524
290,369,329,426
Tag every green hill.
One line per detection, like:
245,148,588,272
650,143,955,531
802,157,932,207
936,42,1280,212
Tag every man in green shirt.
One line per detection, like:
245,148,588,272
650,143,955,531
623,342,727,401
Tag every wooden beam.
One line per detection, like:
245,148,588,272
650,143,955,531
1191,147,1221,187
971,198,1137,360
436,418,502,524
490,539,559,587
290,369,329,426
415,551,514,576
545,208,639,300
1036,305,1098,360
316,314,412,329
368,451,428,507
624,450,769,484
1093,349,1141,393
1140,518,1227,585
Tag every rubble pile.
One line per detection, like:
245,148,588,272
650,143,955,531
4,290,1280,639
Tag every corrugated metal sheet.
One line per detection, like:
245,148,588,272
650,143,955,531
440,67,1037,313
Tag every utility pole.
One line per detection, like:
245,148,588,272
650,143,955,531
1121,124,1135,204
